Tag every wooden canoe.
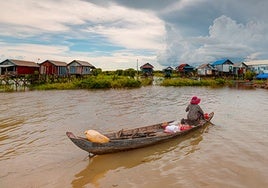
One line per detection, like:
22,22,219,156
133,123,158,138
66,112,214,156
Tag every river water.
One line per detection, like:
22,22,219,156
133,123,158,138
0,86,267,188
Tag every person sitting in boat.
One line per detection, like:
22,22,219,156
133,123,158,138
181,96,204,126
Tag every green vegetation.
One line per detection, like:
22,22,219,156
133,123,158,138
30,75,144,90
0,85,14,92
1,68,266,91
30,82,76,90
28,68,154,90
244,70,256,81
160,77,233,87
253,79,266,85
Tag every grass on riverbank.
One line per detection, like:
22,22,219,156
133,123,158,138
76,75,142,89
160,78,233,87
30,82,76,90
0,85,14,92
29,75,153,90
3,73,266,92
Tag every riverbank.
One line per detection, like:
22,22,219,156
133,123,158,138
1,74,267,92
253,80,268,89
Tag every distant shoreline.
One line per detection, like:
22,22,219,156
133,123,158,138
1,76,267,92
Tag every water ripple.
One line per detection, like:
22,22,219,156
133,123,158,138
0,87,268,187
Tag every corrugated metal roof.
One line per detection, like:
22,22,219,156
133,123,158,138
197,64,209,69
175,64,196,71
70,60,95,68
233,62,248,68
211,59,233,65
244,60,268,66
42,60,67,66
140,63,154,69
5,59,39,67
197,63,217,70
163,66,173,70
177,64,188,69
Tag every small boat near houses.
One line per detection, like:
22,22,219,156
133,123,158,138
66,112,214,156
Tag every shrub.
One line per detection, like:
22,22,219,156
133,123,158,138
214,78,226,86
75,77,111,89
244,70,255,81
112,77,141,88
92,68,102,76
140,78,153,86
123,68,136,78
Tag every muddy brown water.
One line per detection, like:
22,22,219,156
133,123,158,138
0,86,267,188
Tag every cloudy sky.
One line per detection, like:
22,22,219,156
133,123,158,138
0,0,267,70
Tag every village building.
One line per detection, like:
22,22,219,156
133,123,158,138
233,62,248,79
197,63,216,76
39,60,68,76
163,66,173,77
211,59,233,76
233,62,248,75
140,63,154,76
67,60,96,76
175,64,195,75
244,60,268,74
0,59,39,76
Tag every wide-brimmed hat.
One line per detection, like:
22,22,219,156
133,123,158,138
190,96,201,104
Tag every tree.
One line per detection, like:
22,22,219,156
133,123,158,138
124,68,136,78
92,68,102,76
244,70,255,81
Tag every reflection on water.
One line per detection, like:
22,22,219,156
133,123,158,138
229,81,255,90
71,125,208,188
0,87,268,188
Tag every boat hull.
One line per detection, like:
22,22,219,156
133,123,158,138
66,112,214,155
